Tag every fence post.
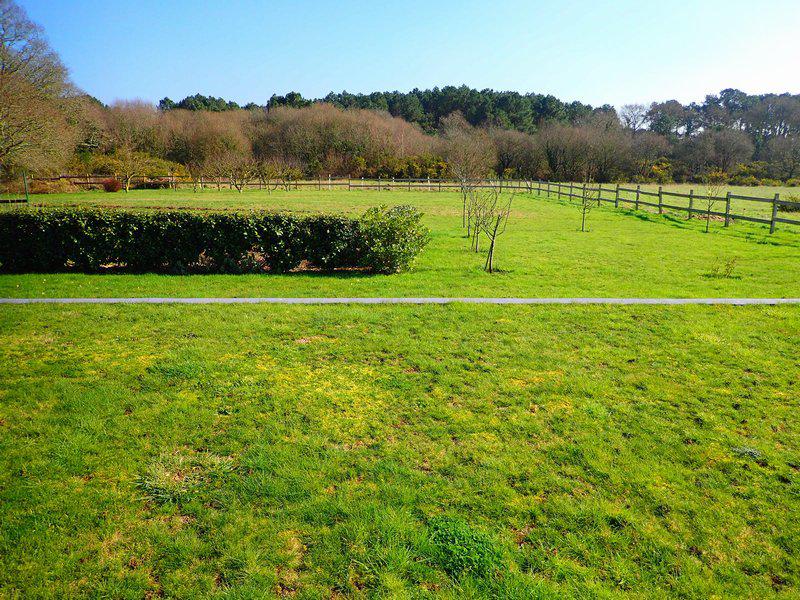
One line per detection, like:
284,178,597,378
348,178,351,191
597,185,602,207
770,193,779,234
614,183,620,208
427,176,430,191
635,185,640,211
438,179,442,192
688,189,694,219
724,191,731,226
546,181,550,197
537,180,542,195
23,171,29,203
658,186,663,214
378,176,382,191
328,174,331,190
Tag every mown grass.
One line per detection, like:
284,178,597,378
0,303,798,598
2,189,799,299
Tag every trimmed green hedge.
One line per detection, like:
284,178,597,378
0,206,429,274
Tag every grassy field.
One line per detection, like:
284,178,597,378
1,188,798,598
1,188,799,299
1,303,798,598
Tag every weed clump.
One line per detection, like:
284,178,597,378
137,449,234,505
428,516,503,579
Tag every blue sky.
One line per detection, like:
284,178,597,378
19,0,800,108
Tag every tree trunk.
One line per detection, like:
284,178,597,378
462,190,467,228
485,239,495,272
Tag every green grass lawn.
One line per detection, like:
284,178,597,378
2,188,799,299
1,303,798,598
2,189,798,597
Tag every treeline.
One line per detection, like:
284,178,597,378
159,86,614,134
2,0,800,189
33,97,800,189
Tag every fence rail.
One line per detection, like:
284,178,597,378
20,175,800,233
534,181,800,234
29,174,533,192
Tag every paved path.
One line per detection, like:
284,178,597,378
2,297,799,305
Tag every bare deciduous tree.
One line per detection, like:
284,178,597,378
579,182,598,232
442,112,495,232
0,0,75,173
765,135,800,180
468,187,514,272
225,152,256,193
619,104,650,134
702,169,727,233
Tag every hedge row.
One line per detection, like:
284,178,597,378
0,205,429,274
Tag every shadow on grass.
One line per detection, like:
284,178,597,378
621,209,800,248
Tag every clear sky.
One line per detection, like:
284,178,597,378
18,0,800,109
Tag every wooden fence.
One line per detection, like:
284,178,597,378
534,181,800,234
24,175,800,233
31,174,526,192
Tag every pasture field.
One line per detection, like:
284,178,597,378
1,188,798,598
1,188,799,299
1,303,799,598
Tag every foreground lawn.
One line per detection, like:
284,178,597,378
1,304,798,598
2,189,799,299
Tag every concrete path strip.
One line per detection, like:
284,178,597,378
1,297,799,305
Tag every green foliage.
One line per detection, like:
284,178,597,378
358,205,430,274
702,169,729,186
649,158,673,183
728,174,759,186
0,207,427,274
372,154,449,179
158,94,241,112
429,516,503,579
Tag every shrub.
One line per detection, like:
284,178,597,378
358,205,430,274
1,179,80,195
102,178,122,192
787,178,800,187
729,174,759,187
0,207,427,274
428,516,503,580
